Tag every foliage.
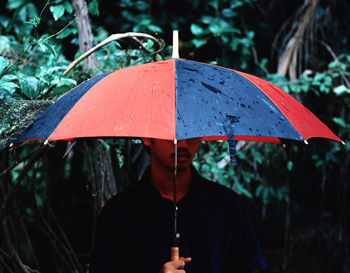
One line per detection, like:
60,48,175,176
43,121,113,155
0,0,349,272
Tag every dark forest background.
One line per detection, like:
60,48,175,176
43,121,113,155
0,0,349,272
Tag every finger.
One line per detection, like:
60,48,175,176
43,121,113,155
173,260,186,269
179,257,192,264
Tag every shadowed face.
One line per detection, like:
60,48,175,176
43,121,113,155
143,138,201,171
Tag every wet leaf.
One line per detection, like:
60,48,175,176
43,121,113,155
191,24,204,36
50,5,65,21
334,85,350,96
0,56,10,76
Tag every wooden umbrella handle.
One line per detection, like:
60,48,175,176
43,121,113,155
170,246,179,261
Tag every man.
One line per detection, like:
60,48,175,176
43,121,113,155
90,138,266,273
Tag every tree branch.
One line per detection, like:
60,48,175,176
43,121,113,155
63,32,164,75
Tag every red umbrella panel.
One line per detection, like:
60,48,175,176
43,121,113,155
16,58,343,147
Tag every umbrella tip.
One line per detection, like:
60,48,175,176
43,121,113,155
342,141,346,145
44,140,48,145
304,140,309,145
172,30,179,59
282,143,286,148
9,143,14,148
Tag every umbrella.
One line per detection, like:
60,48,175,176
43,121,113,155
15,58,343,145
15,54,344,168
14,31,343,260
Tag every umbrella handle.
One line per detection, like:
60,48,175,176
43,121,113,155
170,246,179,261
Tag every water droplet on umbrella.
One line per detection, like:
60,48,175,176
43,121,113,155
184,67,198,73
249,128,253,131
240,103,246,108
189,79,195,83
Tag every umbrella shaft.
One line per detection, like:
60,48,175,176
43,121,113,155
173,139,178,246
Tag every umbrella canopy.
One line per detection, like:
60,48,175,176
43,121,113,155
16,58,342,145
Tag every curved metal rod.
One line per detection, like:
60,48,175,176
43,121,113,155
63,32,164,75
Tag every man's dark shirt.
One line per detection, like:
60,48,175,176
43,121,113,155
90,168,266,273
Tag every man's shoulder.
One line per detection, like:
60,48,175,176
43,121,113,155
102,181,145,211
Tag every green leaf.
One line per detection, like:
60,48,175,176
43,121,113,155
328,61,339,69
0,79,19,94
191,24,204,36
276,185,289,201
144,39,154,49
334,85,350,96
43,41,57,59
134,1,148,11
234,181,252,198
19,76,39,99
98,139,110,151
201,16,213,24
56,78,77,88
333,117,346,128
246,31,255,39
255,184,264,197
26,17,40,27
230,2,244,9
222,8,237,18
50,5,65,21
208,0,219,10
251,147,263,164
0,56,10,76
88,0,100,16
26,3,38,18
56,28,76,39
7,0,24,9
0,35,11,51
192,39,205,48
147,24,163,33
320,84,330,94
241,169,255,183
209,24,222,35
18,5,28,21
35,194,44,208
64,1,73,13
312,73,326,86
230,39,239,51
259,58,268,69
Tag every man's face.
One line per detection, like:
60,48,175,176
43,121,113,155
144,138,201,171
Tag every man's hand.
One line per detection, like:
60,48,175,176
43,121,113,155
160,257,192,273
